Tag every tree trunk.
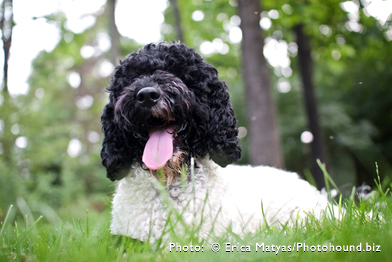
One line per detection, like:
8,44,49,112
1,0,12,95
0,0,14,164
109,0,120,65
294,24,326,189
169,0,184,43
238,0,283,168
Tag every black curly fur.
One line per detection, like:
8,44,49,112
101,42,241,181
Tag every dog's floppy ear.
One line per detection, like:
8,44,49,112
101,96,133,181
205,79,241,166
172,43,241,166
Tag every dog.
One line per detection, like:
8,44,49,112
101,42,334,242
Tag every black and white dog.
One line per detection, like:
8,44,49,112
101,42,333,242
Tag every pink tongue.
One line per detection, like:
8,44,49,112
142,125,176,170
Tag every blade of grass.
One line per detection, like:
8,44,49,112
302,168,317,188
317,159,341,198
349,186,356,201
86,209,89,237
191,157,196,218
260,200,270,232
374,162,387,197
338,194,343,219
0,205,14,238
12,215,43,248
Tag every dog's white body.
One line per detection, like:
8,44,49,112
110,157,332,242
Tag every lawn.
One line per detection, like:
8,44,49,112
1,173,391,262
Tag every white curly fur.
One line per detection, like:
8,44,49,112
110,157,334,242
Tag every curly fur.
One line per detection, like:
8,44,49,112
101,42,333,242
101,43,240,181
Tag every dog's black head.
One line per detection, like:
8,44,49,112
101,42,241,181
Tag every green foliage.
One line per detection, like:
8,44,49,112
0,6,117,222
259,0,392,186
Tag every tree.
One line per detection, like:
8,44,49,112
0,0,14,164
109,0,120,65
260,0,392,188
258,0,348,188
294,23,326,189
238,0,283,167
168,0,184,43
330,11,392,185
15,2,139,192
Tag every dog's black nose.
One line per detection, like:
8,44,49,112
136,87,161,108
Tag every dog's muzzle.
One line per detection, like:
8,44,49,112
137,87,161,108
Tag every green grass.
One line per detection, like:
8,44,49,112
1,196,391,262
1,169,392,262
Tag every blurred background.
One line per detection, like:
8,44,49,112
0,0,391,222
